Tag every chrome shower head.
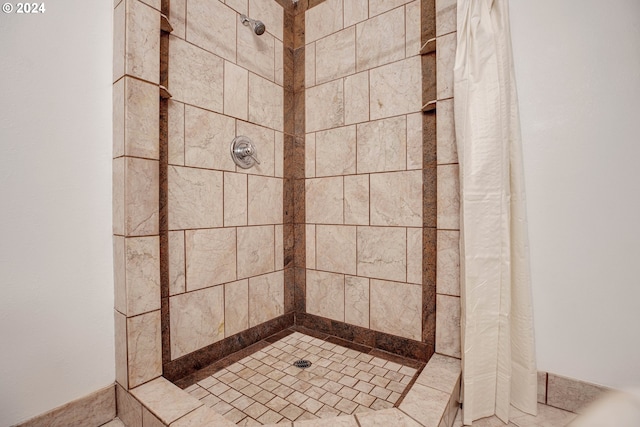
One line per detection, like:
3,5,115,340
240,14,266,36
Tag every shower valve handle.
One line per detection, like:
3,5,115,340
231,136,260,169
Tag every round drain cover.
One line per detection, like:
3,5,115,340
293,359,312,369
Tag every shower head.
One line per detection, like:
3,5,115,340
240,14,266,36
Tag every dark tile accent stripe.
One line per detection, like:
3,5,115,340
295,313,433,362
163,313,295,382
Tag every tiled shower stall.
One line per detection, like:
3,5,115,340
112,0,462,424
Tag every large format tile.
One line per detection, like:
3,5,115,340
357,116,407,174
344,175,369,225
436,0,457,37
436,98,457,164
306,42,316,89
184,105,236,171
435,295,461,358
185,228,237,291
357,227,406,282
249,0,283,41
225,279,249,336
370,170,422,227
316,27,356,85
224,61,249,121
399,383,449,427
131,377,202,425
436,32,456,100
127,310,162,387
249,271,284,327
370,57,422,120
224,172,248,227
344,275,370,328
415,353,461,394
168,231,186,295
370,280,421,341
170,286,225,359
237,226,275,279
344,71,369,125
405,1,421,57
306,79,345,133
123,236,161,316
306,177,344,224
368,0,414,17
344,0,368,27
306,270,345,322
249,73,283,132
124,157,159,236
316,225,357,275
305,0,343,44
168,100,185,165
406,112,423,170
437,164,460,230
237,121,275,177
168,166,223,229
436,230,460,296
238,23,276,82
315,126,357,177
125,0,160,83
123,77,159,159
356,7,405,71
248,176,283,225
186,0,236,62
169,36,224,113
406,228,422,285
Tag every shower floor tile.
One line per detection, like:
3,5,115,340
183,331,422,425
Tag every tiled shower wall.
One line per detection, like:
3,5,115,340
165,0,287,361
302,0,424,341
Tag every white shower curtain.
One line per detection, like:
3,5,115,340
453,0,537,424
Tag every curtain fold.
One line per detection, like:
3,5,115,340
453,0,537,424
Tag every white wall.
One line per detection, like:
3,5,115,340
0,1,114,425
510,0,640,389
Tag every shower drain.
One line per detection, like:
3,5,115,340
293,359,312,369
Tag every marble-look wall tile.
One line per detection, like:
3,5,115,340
275,224,284,269
399,383,449,427
169,0,186,39
224,172,248,227
306,224,316,269
237,226,275,279
249,271,284,327
127,310,162,387
249,0,283,41
238,26,276,82
117,385,141,427
306,177,344,224
370,56,422,120
113,78,125,158
225,0,247,14
344,0,368,27
437,164,460,230
113,236,126,313
405,1,421,57
249,73,284,131
186,0,236,62
406,112,423,170
142,408,164,427
547,374,608,413
435,294,461,358
368,0,414,17
306,270,345,322
169,35,224,113
436,230,459,296
436,0,457,37
406,228,422,285
315,125,357,177
170,286,225,359
169,231,186,295
437,31,456,100
113,158,125,235
356,408,421,427
344,174,369,225
316,27,356,85
344,71,369,125
114,311,128,388
124,236,161,316
305,132,316,178
356,7,405,71
344,275,369,328
415,353,461,393
224,61,249,121
305,0,343,44
185,228,237,291
113,3,125,81
171,406,236,427
168,166,223,229
357,116,406,174
306,79,344,133
357,227,406,282
184,105,236,171
370,280,421,341
125,0,160,83
123,77,159,160
225,279,249,337
248,176,283,225
370,170,422,227
237,121,276,177
130,377,202,425
316,225,357,275
125,157,159,236
305,42,316,88
275,132,284,178
138,0,159,11
168,100,185,165
436,98,457,164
